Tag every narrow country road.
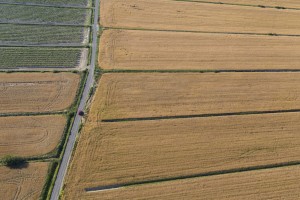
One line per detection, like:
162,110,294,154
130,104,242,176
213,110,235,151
50,0,100,199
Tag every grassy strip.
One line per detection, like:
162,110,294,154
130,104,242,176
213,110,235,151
0,111,65,117
43,70,88,200
85,161,300,192
173,0,299,10
40,161,58,200
101,109,300,123
103,26,300,37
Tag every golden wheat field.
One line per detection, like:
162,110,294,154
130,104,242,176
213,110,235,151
0,115,66,157
0,73,80,114
193,0,300,9
100,0,300,34
89,73,300,121
99,29,300,70
80,165,300,200
64,112,300,199
0,162,49,200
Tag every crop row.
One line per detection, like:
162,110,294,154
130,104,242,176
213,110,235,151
0,4,91,25
0,24,89,45
0,0,91,7
0,47,86,68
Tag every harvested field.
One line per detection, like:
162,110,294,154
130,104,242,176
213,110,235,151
99,30,300,70
191,0,300,9
0,162,49,200
64,112,300,198
0,24,89,45
0,4,91,25
90,73,300,121
0,115,66,157
0,47,86,69
0,73,80,114
100,0,300,35
77,165,300,200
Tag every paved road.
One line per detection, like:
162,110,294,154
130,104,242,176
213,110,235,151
50,0,100,199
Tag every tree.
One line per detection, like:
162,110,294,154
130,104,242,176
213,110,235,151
1,155,26,167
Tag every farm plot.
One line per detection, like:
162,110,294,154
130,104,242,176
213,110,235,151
99,29,300,70
0,162,49,200
0,0,91,7
0,72,80,114
0,47,87,69
0,24,89,45
71,165,300,200
64,112,300,198
0,4,91,25
0,115,66,157
191,0,300,9
100,0,300,35
90,73,300,121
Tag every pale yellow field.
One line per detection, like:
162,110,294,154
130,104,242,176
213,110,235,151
0,115,66,157
89,73,300,121
100,0,300,35
64,112,300,199
99,30,300,70
82,165,300,200
0,162,49,200
193,0,300,9
0,73,80,114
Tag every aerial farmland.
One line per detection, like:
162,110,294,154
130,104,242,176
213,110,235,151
63,0,300,199
1,0,300,199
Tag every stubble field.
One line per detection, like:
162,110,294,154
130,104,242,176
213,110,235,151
0,73,80,114
81,165,300,200
90,73,300,121
0,162,49,200
0,115,66,157
100,0,300,35
64,112,300,199
191,0,300,9
99,30,300,70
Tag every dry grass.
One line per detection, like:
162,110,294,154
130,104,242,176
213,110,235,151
0,115,66,157
100,0,300,34
82,165,300,200
89,73,300,121
99,29,300,70
0,162,49,200
192,0,300,9
64,112,300,199
0,73,80,114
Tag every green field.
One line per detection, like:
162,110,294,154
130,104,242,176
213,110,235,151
0,4,91,25
0,0,91,7
0,24,89,45
0,47,86,68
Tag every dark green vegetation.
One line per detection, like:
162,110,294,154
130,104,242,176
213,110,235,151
0,4,91,25
1,155,27,168
0,47,86,68
0,24,89,45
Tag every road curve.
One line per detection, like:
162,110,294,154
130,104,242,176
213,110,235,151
50,0,100,199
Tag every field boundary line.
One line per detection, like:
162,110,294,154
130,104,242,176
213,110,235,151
0,111,65,117
0,44,88,48
173,0,300,11
101,109,300,122
103,26,300,37
85,160,300,193
101,69,300,73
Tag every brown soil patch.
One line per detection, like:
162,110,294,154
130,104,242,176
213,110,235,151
0,115,66,157
0,162,49,200
0,73,80,114
99,30,300,70
100,0,300,34
64,112,300,199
